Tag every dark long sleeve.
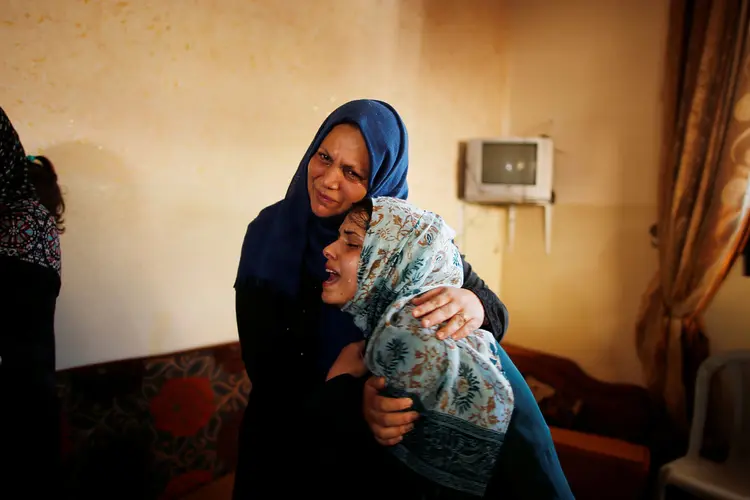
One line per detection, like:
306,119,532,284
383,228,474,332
235,278,366,499
0,262,61,495
487,347,574,499
460,255,509,342
0,107,34,206
234,283,319,499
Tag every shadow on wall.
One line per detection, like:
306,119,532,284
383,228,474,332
43,142,160,370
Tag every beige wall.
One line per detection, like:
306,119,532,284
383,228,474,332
500,0,750,385
2,0,507,369
4,0,748,379
498,0,666,384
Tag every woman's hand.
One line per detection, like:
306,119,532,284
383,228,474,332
363,377,419,446
411,287,485,340
326,340,368,381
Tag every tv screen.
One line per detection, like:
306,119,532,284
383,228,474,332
481,143,537,185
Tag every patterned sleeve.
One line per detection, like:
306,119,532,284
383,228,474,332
0,107,34,205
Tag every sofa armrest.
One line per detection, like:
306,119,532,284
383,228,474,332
504,343,657,443
181,473,236,500
550,427,650,500
551,427,650,468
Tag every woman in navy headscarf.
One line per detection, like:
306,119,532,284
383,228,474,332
232,100,509,498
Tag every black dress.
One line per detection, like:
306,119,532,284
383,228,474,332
232,257,508,499
234,261,508,500
0,259,61,491
0,110,62,494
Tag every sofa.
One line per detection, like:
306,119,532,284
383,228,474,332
57,341,665,499
57,342,249,499
502,344,661,500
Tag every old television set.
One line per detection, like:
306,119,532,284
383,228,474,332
463,137,554,204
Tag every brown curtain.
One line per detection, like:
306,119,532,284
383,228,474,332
636,0,750,428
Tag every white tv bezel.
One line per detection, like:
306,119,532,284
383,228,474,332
463,137,554,204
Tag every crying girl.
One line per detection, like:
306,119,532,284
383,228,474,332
321,196,514,498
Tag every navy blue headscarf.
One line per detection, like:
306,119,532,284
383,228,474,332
235,99,409,371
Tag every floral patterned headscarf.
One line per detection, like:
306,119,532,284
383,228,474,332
342,197,514,497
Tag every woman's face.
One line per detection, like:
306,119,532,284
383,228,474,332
307,124,370,218
321,211,367,306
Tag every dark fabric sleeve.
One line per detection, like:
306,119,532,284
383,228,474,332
460,254,509,342
0,107,34,205
487,348,575,500
306,374,368,436
234,284,277,386
303,375,380,496
233,285,316,499
0,263,61,496
234,284,372,499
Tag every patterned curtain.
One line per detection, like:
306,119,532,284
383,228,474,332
636,0,750,428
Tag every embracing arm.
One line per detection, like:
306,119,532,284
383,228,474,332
460,254,509,341
410,255,509,342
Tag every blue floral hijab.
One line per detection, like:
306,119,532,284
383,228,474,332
343,197,514,497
